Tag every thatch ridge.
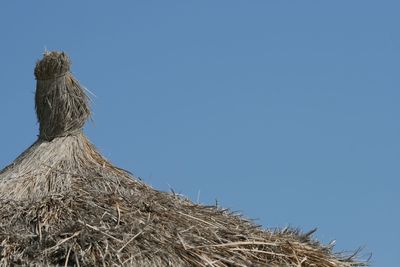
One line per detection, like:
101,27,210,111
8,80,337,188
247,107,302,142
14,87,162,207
0,51,367,266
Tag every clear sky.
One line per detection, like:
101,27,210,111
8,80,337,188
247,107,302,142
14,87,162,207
0,1,398,266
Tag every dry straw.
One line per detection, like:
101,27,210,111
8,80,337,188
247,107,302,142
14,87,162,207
0,52,367,266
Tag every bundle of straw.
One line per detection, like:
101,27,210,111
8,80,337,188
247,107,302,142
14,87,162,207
0,52,366,267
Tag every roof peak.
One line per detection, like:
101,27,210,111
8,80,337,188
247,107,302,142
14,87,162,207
34,51,71,80
34,51,90,141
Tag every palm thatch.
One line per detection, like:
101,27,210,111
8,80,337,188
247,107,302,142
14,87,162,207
0,51,367,267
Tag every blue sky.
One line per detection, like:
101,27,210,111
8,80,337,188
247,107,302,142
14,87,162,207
0,1,398,266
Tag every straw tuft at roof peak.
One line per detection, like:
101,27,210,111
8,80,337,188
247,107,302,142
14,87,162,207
34,51,71,80
34,51,90,141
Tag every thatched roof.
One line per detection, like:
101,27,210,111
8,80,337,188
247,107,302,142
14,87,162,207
0,52,366,267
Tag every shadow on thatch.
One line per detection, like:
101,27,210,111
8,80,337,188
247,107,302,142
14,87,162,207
0,52,367,266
